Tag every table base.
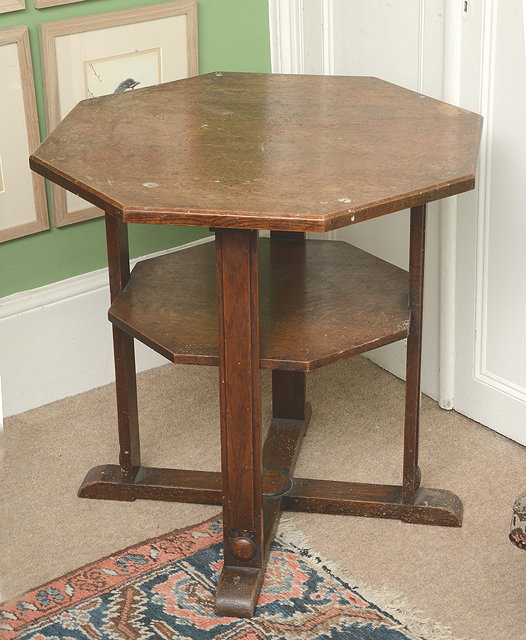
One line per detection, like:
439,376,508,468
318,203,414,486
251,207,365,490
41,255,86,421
79,400,462,617
79,467,462,526
78,211,463,618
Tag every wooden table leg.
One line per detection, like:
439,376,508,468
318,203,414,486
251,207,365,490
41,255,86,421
214,228,265,617
79,215,140,493
111,327,140,485
271,370,307,423
403,205,426,504
268,228,310,436
269,228,310,447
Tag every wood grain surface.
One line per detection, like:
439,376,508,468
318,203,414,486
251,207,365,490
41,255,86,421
0,0,25,13
108,237,410,371
30,72,482,232
37,0,198,226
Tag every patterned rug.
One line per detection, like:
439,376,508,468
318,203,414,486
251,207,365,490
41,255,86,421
0,517,455,640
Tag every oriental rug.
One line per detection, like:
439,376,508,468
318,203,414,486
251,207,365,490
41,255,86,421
0,517,458,640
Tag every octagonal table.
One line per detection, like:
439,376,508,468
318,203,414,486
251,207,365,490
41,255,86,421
30,72,482,617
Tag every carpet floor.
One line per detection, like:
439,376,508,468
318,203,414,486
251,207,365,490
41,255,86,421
1,516,457,640
1,356,524,639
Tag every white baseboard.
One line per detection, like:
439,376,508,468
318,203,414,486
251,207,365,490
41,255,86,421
0,237,214,418
366,340,407,382
363,340,440,403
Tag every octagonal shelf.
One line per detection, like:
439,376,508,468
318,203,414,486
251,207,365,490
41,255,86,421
109,237,409,371
30,72,482,232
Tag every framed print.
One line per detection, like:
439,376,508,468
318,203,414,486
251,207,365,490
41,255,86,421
0,26,49,242
35,0,84,8
39,0,198,227
0,1,25,14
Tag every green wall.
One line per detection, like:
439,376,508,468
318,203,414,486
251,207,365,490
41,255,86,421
0,0,271,297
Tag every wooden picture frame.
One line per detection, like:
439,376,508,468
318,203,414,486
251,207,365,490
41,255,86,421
0,26,49,243
35,0,84,8
39,0,198,227
0,0,25,14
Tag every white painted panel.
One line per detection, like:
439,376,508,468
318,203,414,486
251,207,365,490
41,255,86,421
332,0,423,88
330,0,445,266
481,0,526,392
454,0,526,445
268,0,305,74
303,0,324,73
0,287,166,418
328,0,445,399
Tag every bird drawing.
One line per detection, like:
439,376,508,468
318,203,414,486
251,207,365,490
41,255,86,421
113,78,140,93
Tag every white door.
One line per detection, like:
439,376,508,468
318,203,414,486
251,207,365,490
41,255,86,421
321,0,446,402
455,0,526,445
269,0,526,445
269,0,447,400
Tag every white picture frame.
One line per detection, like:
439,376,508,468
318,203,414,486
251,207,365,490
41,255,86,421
0,0,25,14
39,0,199,226
0,26,49,242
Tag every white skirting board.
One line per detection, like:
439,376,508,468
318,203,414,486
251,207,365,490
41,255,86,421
0,237,214,419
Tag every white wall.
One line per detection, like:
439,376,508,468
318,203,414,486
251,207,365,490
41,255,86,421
0,238,212,418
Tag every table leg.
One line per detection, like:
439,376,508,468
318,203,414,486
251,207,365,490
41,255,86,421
269,230,309,424
87,215,140,488
403,205,426,504
214,228,265,617
272,370,306,422
111,327,140,484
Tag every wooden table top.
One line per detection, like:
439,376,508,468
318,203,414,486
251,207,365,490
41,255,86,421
30,72,482,232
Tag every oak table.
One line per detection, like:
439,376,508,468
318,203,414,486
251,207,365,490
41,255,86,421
30,72,482,617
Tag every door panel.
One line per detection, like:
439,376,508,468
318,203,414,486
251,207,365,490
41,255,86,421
455,0,526,445
269,0,526,444
329,0,445,398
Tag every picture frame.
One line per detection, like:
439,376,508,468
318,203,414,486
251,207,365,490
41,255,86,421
0,26,49,243
35,0,84,8
39,0,198,227
0,0,25,14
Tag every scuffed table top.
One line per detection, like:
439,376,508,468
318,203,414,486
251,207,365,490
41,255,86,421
30,72,482,232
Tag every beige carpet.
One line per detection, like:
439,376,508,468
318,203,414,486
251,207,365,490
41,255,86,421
1,356,524,639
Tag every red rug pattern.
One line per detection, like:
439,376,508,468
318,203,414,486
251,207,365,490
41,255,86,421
1,518,422,639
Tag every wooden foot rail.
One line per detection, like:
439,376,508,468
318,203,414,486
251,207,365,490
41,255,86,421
79,466,462,528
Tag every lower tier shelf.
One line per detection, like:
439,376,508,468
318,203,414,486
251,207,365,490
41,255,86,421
109,237,409,371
